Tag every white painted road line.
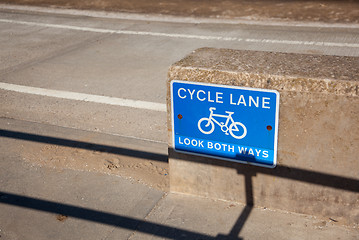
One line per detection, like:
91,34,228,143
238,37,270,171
0,19,238,41
0,82,167,112
2,4,359,29
1,19,358,48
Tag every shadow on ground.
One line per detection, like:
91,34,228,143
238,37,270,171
1,129,358,239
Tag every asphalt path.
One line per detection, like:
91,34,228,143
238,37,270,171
1,5,359,143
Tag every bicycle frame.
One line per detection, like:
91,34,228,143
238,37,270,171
208,108,234,130
198,107,246,139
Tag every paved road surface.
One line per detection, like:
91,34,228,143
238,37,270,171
1,5,359,143
1,4,359,239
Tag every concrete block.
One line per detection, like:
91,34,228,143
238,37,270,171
167,48,359,227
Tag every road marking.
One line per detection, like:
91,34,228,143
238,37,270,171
0,19,238,41
1,18,358,48
2,4,359,29
243,39,359,48
0,82,166,112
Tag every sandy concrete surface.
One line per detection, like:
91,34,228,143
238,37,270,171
1,117,358,239
0,0,358,24
1,117,170,191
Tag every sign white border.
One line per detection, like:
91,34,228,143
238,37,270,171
170,80,280,168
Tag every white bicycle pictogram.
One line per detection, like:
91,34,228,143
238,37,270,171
198,107,247,139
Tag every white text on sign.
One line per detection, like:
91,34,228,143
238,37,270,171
178,137,269,159
177,88,271,109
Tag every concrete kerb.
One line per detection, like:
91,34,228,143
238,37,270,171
166,48,359,227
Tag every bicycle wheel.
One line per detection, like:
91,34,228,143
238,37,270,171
229,122,247,139
198,118,215,134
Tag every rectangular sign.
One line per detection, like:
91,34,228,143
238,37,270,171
171,80,280,168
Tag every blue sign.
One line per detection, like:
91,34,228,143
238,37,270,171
171,80,280,168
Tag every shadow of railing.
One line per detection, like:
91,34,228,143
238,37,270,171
168,149,359,193
0,129,167,162
0,191,215,239
1,129,359,239
169,148,359,239
217,172,255,240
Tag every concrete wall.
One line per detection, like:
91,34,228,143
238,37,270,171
167,48,359,227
